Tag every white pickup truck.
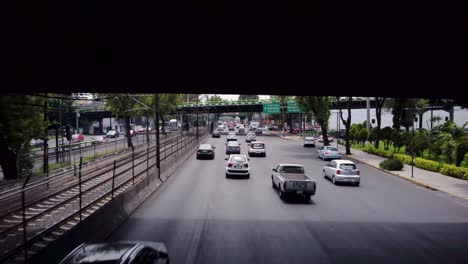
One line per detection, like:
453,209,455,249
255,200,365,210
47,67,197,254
271,164,316,200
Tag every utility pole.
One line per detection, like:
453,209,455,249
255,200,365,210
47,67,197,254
43,93,48,175
366,97,371,134
155,94,161,180
76,110,80,134
196,96,199,141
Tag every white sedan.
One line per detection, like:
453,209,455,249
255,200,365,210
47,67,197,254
225,154,250,178
323,160,360,186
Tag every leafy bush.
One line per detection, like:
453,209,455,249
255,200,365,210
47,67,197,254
394,154,412,165
413,158,441,172
380,159,404,171
439,164,468,179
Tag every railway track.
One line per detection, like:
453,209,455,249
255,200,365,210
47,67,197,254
0,130,203,263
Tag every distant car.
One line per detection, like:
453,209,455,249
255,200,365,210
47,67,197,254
59,241,169,264
225,141,241,154
248,142,266,157
245,132,256,143
303,137,316,147
197,144,216,159
106,130,119,138
226,132,237,141
236,123,240,129
237,128,246,135
225,154,250,178
212,130,221,138
218,125,225,132
30,138,44,149
318,146,342,161
270,125,279,131
323,160,360,186
58,137,69,146
91,136,108,144
71,134,85,143
327,134,335,142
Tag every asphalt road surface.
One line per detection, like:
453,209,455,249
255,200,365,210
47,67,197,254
107,134,468,264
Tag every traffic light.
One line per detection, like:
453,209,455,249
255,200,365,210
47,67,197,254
65,126,71,141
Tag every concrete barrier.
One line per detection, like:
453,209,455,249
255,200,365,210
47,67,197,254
30,133,207,264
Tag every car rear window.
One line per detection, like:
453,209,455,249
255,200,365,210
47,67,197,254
305,137,314,140
340,164,357,170
251,143,264,149
327,147,338,151
280,166,304,174
231,156,246,163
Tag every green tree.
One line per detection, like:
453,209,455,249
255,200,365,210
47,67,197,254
358,128,369,147
388,98,418,131
381,126,393,151
209,95,223,102
391,129,404,153
368,127,377,145
335,96,352,154
238,95,259,101
296,96,331,145
0,95,47,179
373,97,387,149
413,130,429,157
101,94,137,149
437,121,468,166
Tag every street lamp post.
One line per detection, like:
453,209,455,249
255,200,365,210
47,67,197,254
411,120,415,178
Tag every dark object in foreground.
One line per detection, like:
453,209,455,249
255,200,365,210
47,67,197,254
59,241,169,264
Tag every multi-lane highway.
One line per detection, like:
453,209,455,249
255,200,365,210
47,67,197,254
107,134,468,264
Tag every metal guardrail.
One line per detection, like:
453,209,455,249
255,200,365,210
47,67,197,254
0,127,209,263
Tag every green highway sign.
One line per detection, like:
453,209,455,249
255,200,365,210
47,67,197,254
287,101,303,113
263,101,281,114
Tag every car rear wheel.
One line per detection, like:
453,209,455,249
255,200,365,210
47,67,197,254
226,173,230,178
304,194,312,201
354,182,360,187
279,189,286,199
323,170,327,178
246,174,250,179
332,176,337,185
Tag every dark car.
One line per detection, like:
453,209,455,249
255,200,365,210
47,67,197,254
212,130,221,138
196,144,216,159
225,141,241,154
59,241,169,264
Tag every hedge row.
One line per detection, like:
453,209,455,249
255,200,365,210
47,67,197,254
379,159,404,171
362,146,393,158
413,158,441,173
393,154,412,165
439,164,468,180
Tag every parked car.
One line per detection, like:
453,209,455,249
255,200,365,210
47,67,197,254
212,130,221,138
248,141,266,157
106,130,119,138
59,241,169,264
71,134,85,143
226,132,237,141
323,160,360,186
271,164,316,200
225,154,250,178
303,137,316,147
225,141,241,154
317,146,342,161
245,132,256,143
196,144,216,159
90,135,108,144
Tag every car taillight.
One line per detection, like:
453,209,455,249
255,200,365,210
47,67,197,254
324,152,329,155
228,163,233,167
336,170,341,175
357,170,360,175
244,163,248,167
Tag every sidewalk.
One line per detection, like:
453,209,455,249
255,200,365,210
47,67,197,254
272,132,468,201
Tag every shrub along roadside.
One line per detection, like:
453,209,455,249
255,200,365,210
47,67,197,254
359,145,468,181
379,159,404,171
413,157,441,173
439,164,468,180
